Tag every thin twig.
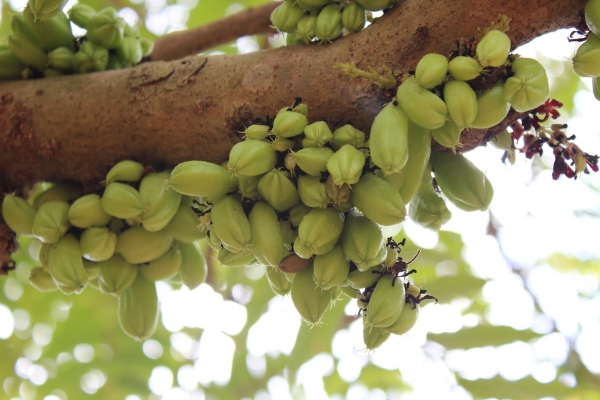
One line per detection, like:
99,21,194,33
151,1,279,61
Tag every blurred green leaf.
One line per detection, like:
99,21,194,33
359,364,410,392
429,326,542,349
459,376,573,400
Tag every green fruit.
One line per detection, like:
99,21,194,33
289,202,312,227
33,184,77,209
346,265,381,289
68,194,111,228
48,234,88,293
476,30,511,67
32,201,70,243
302,121,333,148
48,47,74,72
503,57,549,111
266,266,292,295
470,84,510,129
332,124,365,150
431,120,463,150
272,111,308,138
294,147,334,176
444,80,478,127
270,0,304,33
2,194,37,235
218,248,256,267
139,247,182,282
342,2,366,32
296,15,317,42
313,244,350,290
0,45,26,81
297,175,329,208
25,8,75,52
163,200,206,243
101,182,144,220
245,124,270,140
431,151,494,212
394,121,432,203
356,0,391,12
573,33,600,77
211,195,252,253
86,7,126,49
67,3,95,28
257,170,300,211
98,254,137,296
593,77,600,101
370,102,409,175
228,140,277,177
366,275,405,328
115,37,142,65
8,32,48,71
169,161,233,198
297,0,332,10
139,171,182,232
294,207,345,258
325,175,352,208
448,56,482,81
291,265,332,325
409,190,452,231
362,313,391,350
115,227,173,264
315,4,343,42
28,0,68,20
118,274,159,341
397,77,448,130
586,0,600,36
249,202,286,268
80,227,117,262
72,41,110,73
383,301,420,335
415,53,449,89
350,174,406,226
28,267,58,292
178,242,207,290
105,160,144,184
341,211,386,271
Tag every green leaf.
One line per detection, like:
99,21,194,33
459,376,572,399
429,326,542,349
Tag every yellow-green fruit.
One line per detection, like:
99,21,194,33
178,242,207,290
140,171,182,232
431,120,463,150
163,200,205,243
294,207,345,258
118,275,159,341
325,175,352,207
356,0,391,11
297,175,330,209
448,56,482,81
315,4,343,41
339,285,360,299
48,234,88,294
444,80,478,127
476,30,511,68
573,33,600,77
101,182,144,220
366,275,406,328
341,211,387,271
32,201,70,244
503,57,549,112
68,194,111,228
289,203,312,227
24,8,75,52
238,174,262,200
218,248,256,267
48,47,74,71
303,121,333,148
395,121,432,203
86,7,126,49
415,53,449,89
115,37,142,64
249,202,286,268
270,0,304,33
84,260,100,280
347,265,381,289
431,151,494,212
266,266,292,295
257,170,300,212
397,77,448,130
98,254,137,296
296,14,317,42
363,313,391,350
80,227,117,262
332,124,365,150
28,267,58,292
350,174,406,226
67,3,95,28
245,124,270,140
28,0,68,20
272,111,308,138
106,160,144,184
0,45,26,81
28,238,42,262
586,0,600,36
8,32,48,71
39,242,52,271
593,77,600,101
169,161,233,198
72,41,109,73
342,2,366,32
2,194,37,235
294,147,334,176
409,190,452,231
291,265,332,325
228,140,277,177
280,220,297,247
384,301,420,335
115,227,173,264
33,184,78,209
470,84,510,129
313,244,349,290
139,247,182,282
297,0,332,11
370,102,409,175
211,195,252,253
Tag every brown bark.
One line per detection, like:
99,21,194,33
0,0,587,266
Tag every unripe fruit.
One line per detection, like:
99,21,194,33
593,77,600,101
28,238,42,262
178,242,207,290
573,33,600,77
8,32,48,71
32,201,70,243
346,265,381,289
296,15,317,42
48,234,88,293
139,171,182,232
115,37,142,65
270,0,304,33
163,200,206,243
448,56,482,81
0,46,26,81
291,265,332,325
68,194,111,228
10,14,40,46
394,121,432,203
47,47,73,71
29,267,58,292
272,111,308,138
326,144,365,186
356,0,391,12
67,3,95,28
294,207,345,258
106,160,144,184
297,0,332,10
470,84,510,129
257,170,300,212
302,121,333,148
444,80,478,127
2,194,37,235
115,227,173,264
430,152,494,212
33,184,77,209
332,124,365,150
139,247,182,282
25,9,75,52
249,202,286,268
294,147,334,176
409,191,452,231
586,0,600,36
431,120,463,150
169,161,233,198
266,266,293,295
72,41,109,73
363,313,392,350
28,0,68,20
397,78,448,130
118,275,159,341
476,30,511,67
98,254,137,296
218,248,256,267
415,53,449,89
366,275,406,328
503,57,549,111
228,140,277,177
101,182,144,219
315,4,343,42
86,7,126,49
313,244,350,290
384,301,420,335
341,211,387,271
370,102,409,175
211,195,252,253
245,124,270,140
80,227,117,261
289,202,312,227
350,174,406,226
339,285,360,299
342,2,366,32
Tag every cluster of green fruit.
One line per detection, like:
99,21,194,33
2,163,207,341
271,0,399,44
574,0,600,100
0,0,153,81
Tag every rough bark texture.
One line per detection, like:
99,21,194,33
0,0,587,265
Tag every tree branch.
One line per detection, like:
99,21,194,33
151,2,279,61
